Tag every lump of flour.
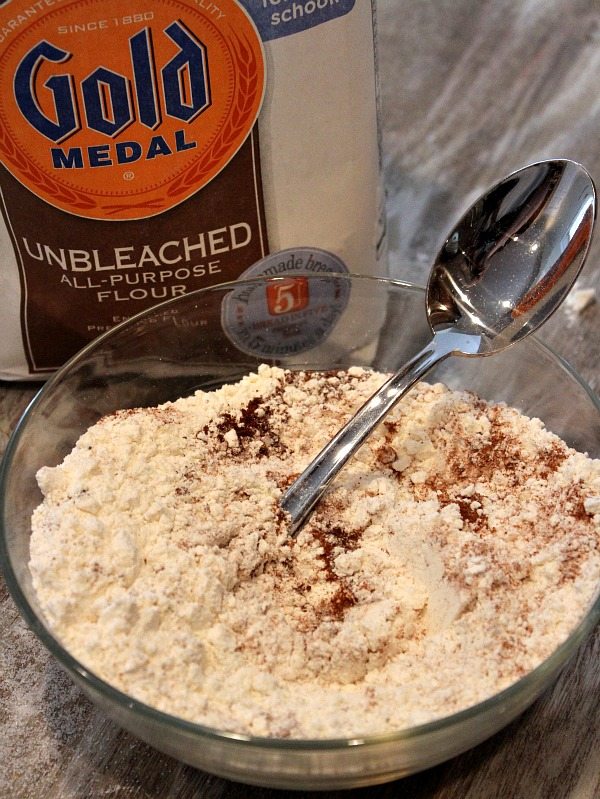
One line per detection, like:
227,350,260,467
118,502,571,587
29,365,600,738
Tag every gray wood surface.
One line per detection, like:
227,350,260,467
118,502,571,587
2,1,599,797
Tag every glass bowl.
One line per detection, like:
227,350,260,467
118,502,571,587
1,274,599,790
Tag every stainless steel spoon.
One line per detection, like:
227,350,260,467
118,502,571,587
281,159,596,534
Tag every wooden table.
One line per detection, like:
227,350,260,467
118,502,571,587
2,1,599,796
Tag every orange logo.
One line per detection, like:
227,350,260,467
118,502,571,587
0,0,265,220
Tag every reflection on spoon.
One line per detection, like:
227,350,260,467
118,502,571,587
281,159,596,535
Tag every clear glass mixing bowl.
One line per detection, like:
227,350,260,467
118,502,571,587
1,275,599,790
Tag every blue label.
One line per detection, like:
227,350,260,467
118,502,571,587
221,247,350,358
239,0,355,42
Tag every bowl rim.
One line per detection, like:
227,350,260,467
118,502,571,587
1,273,599,751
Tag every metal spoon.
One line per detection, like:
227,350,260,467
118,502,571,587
281,159,596,534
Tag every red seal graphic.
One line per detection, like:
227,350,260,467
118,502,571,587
266,278,310,315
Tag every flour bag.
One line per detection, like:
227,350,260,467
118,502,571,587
0,0,384,379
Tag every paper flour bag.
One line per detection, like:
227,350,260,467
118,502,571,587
0,0,384,379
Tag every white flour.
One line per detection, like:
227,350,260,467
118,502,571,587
30,366,600,738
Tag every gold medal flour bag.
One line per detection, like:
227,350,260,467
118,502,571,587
0,0,383,379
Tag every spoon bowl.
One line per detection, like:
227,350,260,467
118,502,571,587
428,159,595,351
282,159,596,533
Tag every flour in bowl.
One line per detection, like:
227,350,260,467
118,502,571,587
29,366,600,737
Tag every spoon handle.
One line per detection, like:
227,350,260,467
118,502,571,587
281,334,456,535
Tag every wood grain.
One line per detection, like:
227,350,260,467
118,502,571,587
2,1,599,796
